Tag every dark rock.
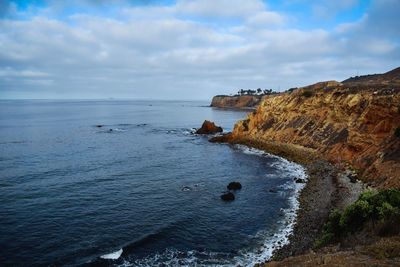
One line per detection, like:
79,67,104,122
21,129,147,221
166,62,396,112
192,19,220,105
181,186,191,192
220,192,235,201
195,120,223,134
349,173,358,183
294,178,306,183
109,129,113,132
96,125,104,128
269,189,278,193
209,133,231,143
227,182,242,190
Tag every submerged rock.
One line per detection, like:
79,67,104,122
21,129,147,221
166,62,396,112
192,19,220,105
181,186,192,192
96,125,104,128
220,192,235,201
195,120,223,134
227,182,242,190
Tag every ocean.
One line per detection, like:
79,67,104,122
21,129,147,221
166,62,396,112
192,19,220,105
0,100,306,266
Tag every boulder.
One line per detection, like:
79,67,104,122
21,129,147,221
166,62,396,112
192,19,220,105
349,173,358,183
294,178,306,183
227,182,242,190
220,192,235,201
195,120,223,134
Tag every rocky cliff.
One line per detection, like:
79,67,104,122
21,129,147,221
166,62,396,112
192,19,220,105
222,69,400,188
210,95,263,108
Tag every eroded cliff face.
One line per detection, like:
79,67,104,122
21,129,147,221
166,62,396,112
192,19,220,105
210,95,263,108
230,83,400,188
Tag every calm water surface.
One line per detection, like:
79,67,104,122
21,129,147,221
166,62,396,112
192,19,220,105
0,100,304,266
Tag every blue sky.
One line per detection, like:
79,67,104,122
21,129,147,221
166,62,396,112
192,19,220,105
0,0,399,99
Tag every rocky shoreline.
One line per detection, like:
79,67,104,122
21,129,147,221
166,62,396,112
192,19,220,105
209,136,364,265
207,67,400,265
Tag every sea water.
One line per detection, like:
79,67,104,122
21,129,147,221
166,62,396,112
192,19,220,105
0,100,306,266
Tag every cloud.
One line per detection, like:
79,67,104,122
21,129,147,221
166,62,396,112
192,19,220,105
175,0,266,18
0,0,399,99
246,11,286,27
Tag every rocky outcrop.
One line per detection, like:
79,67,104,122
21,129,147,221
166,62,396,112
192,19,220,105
220,192,235,201
219,76,400,188
195,120,223,134
227,182,242,190
210,95,263,109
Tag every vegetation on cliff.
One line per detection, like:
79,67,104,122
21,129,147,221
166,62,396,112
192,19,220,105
210,88,280,108
315,189,400,248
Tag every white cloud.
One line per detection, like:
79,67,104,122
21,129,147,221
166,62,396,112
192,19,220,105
175,0,266,18
246,11,286,27
0,0,399,99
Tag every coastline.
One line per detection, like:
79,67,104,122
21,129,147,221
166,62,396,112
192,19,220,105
211,136,364,265
210,106,257,111
231,145,308,265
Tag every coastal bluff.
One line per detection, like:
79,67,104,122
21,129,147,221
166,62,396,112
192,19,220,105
210,95,263,109
215,67,400,188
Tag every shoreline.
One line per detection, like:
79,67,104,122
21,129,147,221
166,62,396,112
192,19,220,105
210,105,257,111
211,136,364,264
231,144,309,265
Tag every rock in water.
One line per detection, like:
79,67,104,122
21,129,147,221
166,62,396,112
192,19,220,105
195,120,223,134
220,192,235,201
227,182,242,190
294,178,306,183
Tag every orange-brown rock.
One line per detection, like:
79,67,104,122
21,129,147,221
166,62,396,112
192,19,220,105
196,120,223,134
228,82,400,188
210,95,263,109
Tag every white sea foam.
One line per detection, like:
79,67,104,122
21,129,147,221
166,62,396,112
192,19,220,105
101,248,123,260
228,144,307,266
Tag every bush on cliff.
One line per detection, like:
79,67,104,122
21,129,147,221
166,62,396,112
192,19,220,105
315,189,400,248
395,127,400,137
302,90,314,97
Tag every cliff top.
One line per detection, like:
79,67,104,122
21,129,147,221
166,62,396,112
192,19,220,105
341,66,400,90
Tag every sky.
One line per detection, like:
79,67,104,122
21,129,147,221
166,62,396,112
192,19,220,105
0,0,399,100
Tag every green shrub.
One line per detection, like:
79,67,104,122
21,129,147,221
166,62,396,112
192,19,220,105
340,199,372,232
395,127,400,137
314,209,342,248
302,90,313,97
315,189,400,248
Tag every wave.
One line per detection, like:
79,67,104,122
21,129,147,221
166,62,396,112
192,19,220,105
117,248,233,267
101,249,123,260
0,140,28,145
231,144,307,265
148,127,196,136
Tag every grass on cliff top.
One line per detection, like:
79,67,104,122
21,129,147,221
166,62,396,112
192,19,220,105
315,189,400,249
363,236,400,259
